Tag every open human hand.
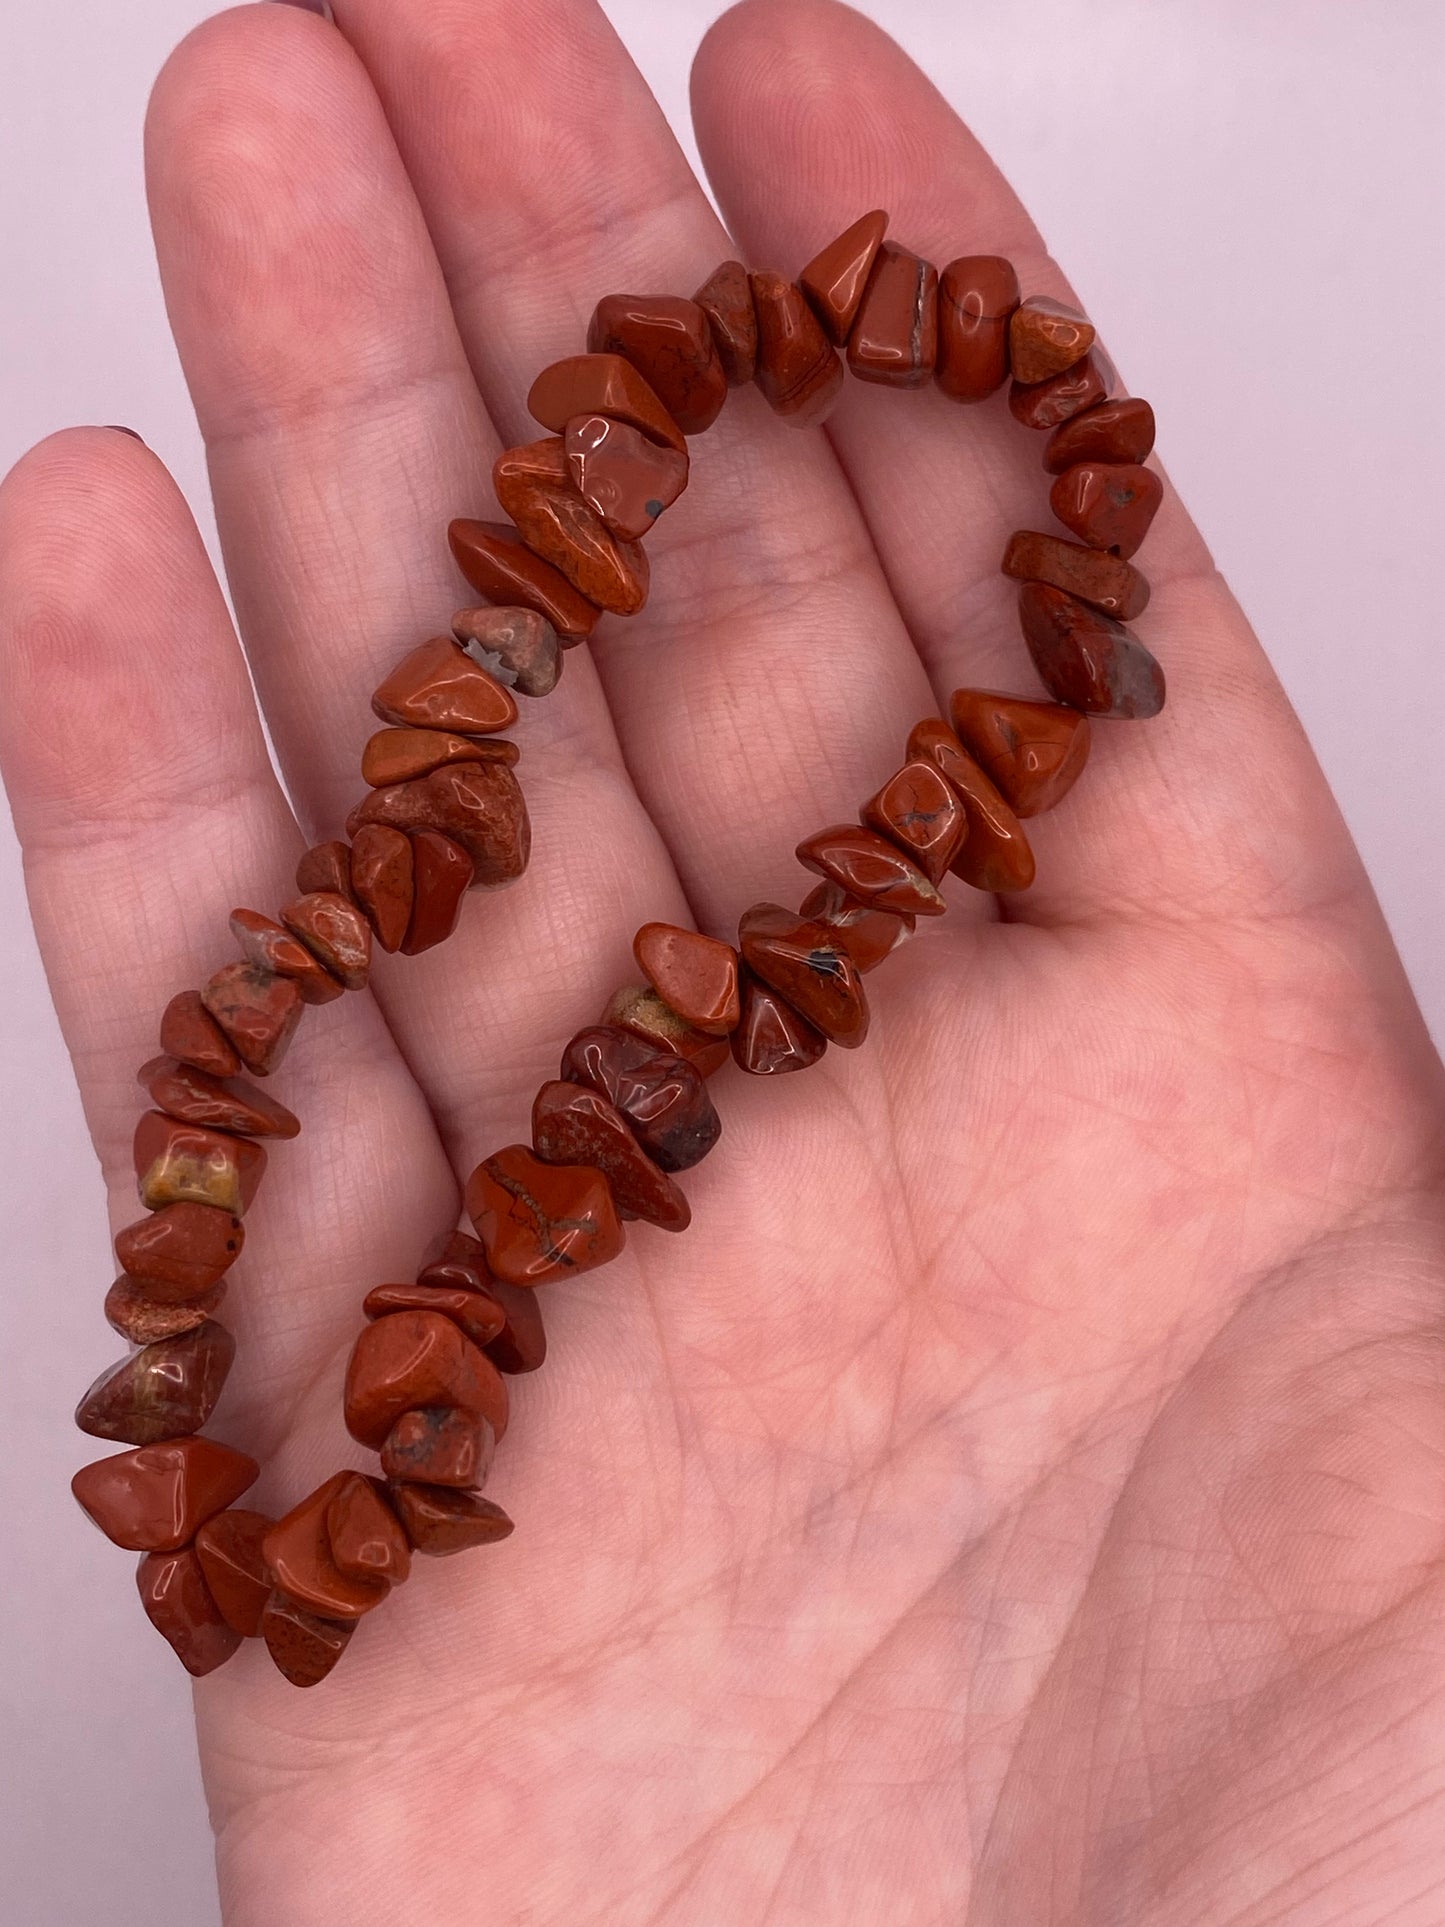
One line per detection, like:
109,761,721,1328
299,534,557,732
3,1,1444,1921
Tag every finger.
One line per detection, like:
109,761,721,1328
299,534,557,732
691,0,1364,930
0,429,456,1461
145,6,692,1161
329,0,975,933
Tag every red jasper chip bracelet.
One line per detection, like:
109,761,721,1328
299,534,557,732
70,209,1166,1687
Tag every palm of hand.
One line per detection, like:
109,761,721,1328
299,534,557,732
3,2,1443,1923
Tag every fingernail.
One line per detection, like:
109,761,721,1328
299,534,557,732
104,426,145,443
270,0,333,16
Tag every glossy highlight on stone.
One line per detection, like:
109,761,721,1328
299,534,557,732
737,904,869,1049
527,353,685,452
136,1547,242,1676
158,990,241,1079
587,294,727,435
905,718,1036,892
403,830,474,955
1009,352,1110,432
565,414,689,541
533,1079,691,1233
388,1483,514,1557
75,1320,235,1445
1017,582,1166,719
114,1201,243,1302
936,255,1019,402
632,923,740,1035
229,908,343,1006
345,1309,509,1447
362,728,489,788
72,1436,259,1552
195,1508,274,1637
799,210,888,344
201,963,304,1077
945,689,1092,818
559,1026,721,1172
1044,396,1156,474
327,1477,411,1586
362,1280,506,1350
465,1144,625,1286
261,1592,353,1688
847,243,938,387
731,970,827,1076
105,1273,226,1345
452,604,562,696
372,635,518,734
381,1407,493,1488
1049,461,1162,558
264,1472,391,1621
693,259,758,385
602,986,732,1078
449,520,602,641
1001,530,1150,621
350,762,530,888
795,825,945,917
494,438,650,618
860,761,967,885
1009,296,1095,384
139,1055,300,1139
799,881,914,973
133,1110,266,1216
281,891,372,991
349,823,414,953
750,271,845,426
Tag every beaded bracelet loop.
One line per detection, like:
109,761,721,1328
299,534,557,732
70,209,1166,1687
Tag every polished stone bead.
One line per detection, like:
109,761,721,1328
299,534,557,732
415,1227,492,1295
345,1308,509,1447
632,923,740,1035
587,294,727,435
860,761,967,885
387,1482,514,1557
75,1321,235,1446
105,1273,226,1345
905,718,1036,892
138,1055,300,1140
601,986,732,1078
361,728,489,788
945,690,1092,818
565,414,689,541
381,1407,494,1488
1001,530,1150,621
494,438,650,617
372,635,518,735
452,605,562,697
466,1144,625,1286
799,210,888,344
158,989,241,1079
327,1476,411,1586
72,1437,259,1552
1049,461,1162,558
936,255,1020,401
799,880,914,973
1044,396,1155,473
350,763,529,889
449,519,602,641
1009,351,1110,432
559,1025,721,1172
195,1507,274,1637
136,1547,242,1676
533,1079,691,1233
750,271,845,426
1017,582,1166,719
200,963,304,1077
296,840,357,903
362,1280,506,1349
482,1281,547,1376
261,1592,354,1687
693,259,758,384
280,891,372,991
737,904,869,1048
847,243,938,387
731,969,828,1075
229,908,343,1006
264,1472,391,1621
402,830,474,955
795,824,945,916
527,353,685,452
134,1111,266,1217
1009,296,1095,384
348,823,414,954
114,1202,243,1302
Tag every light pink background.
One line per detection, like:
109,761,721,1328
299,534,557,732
2,2,1442,1920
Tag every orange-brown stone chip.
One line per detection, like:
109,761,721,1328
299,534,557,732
349,823,414,954
281,891,372,990
532,1079,691,1234
907,719,1036,893
799,881,914,974
860,760,967,885
494,437,650,617
362,728,491,788
195,1507,274,1637
693,259,758,385
105,1273,226,1345
1009,351,1111,432
1009,296,1095,384
159,989,242,1078
632,923,740,1036
452,604,562,697
565,414,689,541
1049,461,1162,558
731,970,828,1076
466,1144,625,1287
372,635,518,734
133,1111,267,1216
261,1592,354,1687
799,209,888,345
388,1482,515,1557
296,840,356,903
449,519,602,641
946,690,1091,818
381,1407,494,1488
114,1201,243,1302
345,1309,509,1448
229,908,343,1006
847,243,938,388
750,272,844,426
139,1055,300,1139
362,1280,506,1350
327,1478,411,1587
587,294,728,436
937,255,1020,402
75,1321,235,1446
1044,396,1156,474
136,1547,242,1677
602,986,732,1078
200,963,304,1077
795,825,945,918
738,904,869,1049
72,1437,259,1552
527,352,686,452
1001,530,1150,622
264,1472,391,1621
1017,582,1166,720
349,762,530,889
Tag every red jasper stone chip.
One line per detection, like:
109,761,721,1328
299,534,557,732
114,1202,243,1302
296,840,356,903
526,353,686,453
482,1282,548,1376
731,970,829,1076
1044,396,1156,474
907,718,1036,893
1002,530,1150,622
388,1483,515,1557
136,1547,242,1676
737,904,869,1049
229,908,343,1006
587,294,728,436
362,1280,506,1350
350,762,530,889
158,990,241,1079
564,413,689,541
466,1144,625,1287
1009,296,1095,384
105,1274,226,1346
372,635,518,735
559,1025,722,1172
632,923,740,1036
947,689,1092,819
327,1477,411,1587
860,761,967,886
281,891,372,990
795,825,945,918
263,1472,392,1622
533,1079,691,1233
75,1320,235,1446
799,881,914,975
602,986,732,1079
133,1111,266,1217
403,830,474,955
381,1407,494,1488
847,243,938,388
195,1507,275,1637
799,210,888,345
1049,461,1162,558
693,259,758,385
449,519,602,642
261,1592,354,1688
750,271,844,427
72,1436,259,1552
452,604,562,697
937,255,1020,402
200,963,304,1077
345,1309,509,1447
1017,583,1166,720
138,1055,300,1140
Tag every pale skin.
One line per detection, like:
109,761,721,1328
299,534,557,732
3,0,1444,1920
